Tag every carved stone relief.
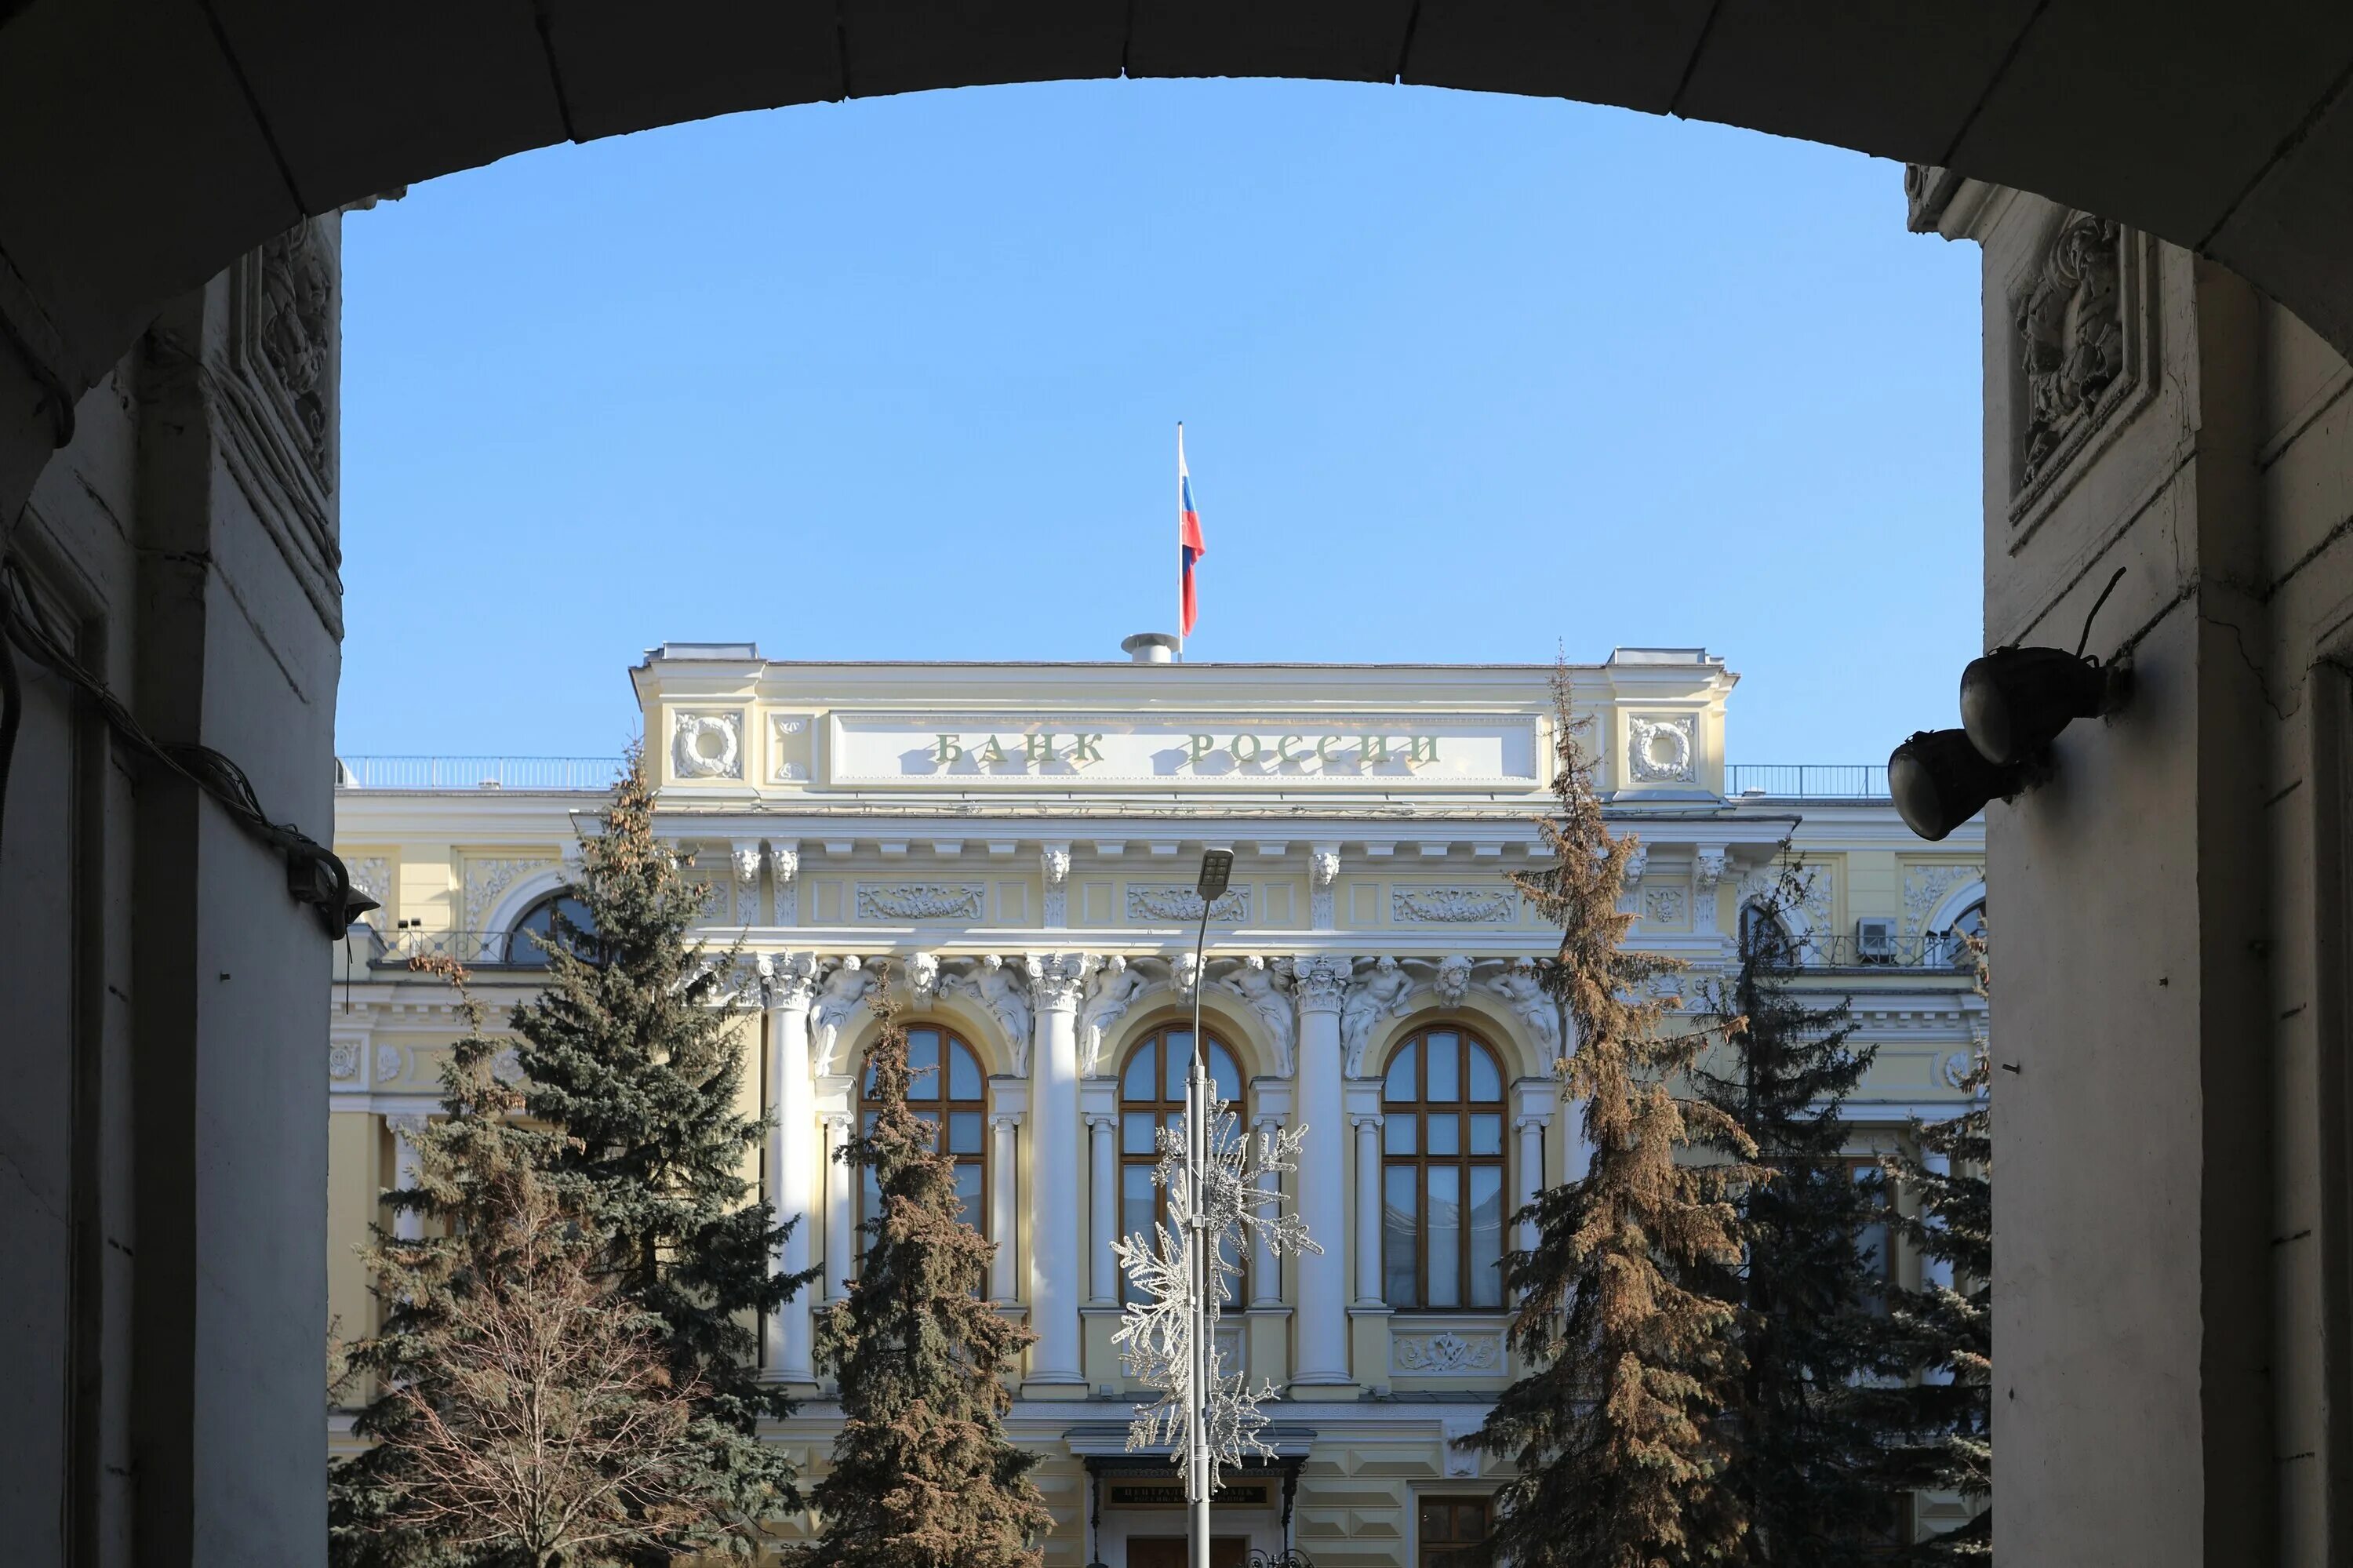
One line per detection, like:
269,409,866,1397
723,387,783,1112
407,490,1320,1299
856,883,985,922
1393,1330,1500,1375
375,1045,405,1085
1127,885,1250,923
1310,849,1340,930
329,1041,361,1081
769,840,800,925
769,713,808,781
672,711,744,780
1042,845,1071,927
1391,887,1514,924
1627,715,1697,783
1643,887,1687,926
345,857,391,926
1902,863,1985,936
462,856,551,932
2009,213,2148,529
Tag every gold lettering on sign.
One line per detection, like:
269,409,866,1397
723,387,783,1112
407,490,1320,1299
1073,733,1104,762
976,736,1008,765
1024,733,1053,764
934,735,963,764
1230,733,1264,763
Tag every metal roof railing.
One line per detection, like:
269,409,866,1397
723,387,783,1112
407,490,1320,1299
1725,764,1890,799
336,755,622,791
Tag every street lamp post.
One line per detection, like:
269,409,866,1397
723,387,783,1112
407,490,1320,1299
1185,849,1232,1568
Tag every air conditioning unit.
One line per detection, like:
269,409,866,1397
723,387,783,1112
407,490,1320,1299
1855,917,1897,962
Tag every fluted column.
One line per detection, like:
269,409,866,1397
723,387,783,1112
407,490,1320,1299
1025,951,1094,1388
1353,1113,1385,1306
1291,955,1353,1386
764,952,820,1381
1515,1114,1548,1253
385,1115,427,1242
823,1111,856,1301
1250,1111,1286,1308
990,1109,1024,1303
1089,1112,1119,1304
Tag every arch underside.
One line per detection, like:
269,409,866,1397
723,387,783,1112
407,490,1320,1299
3,0,2353,451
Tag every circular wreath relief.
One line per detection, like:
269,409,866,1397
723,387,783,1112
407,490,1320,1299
674,713,741,778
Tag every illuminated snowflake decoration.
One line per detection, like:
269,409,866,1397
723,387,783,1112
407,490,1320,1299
1111,1087,1319,1497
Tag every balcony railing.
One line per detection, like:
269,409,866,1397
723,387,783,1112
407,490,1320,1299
368,928,561,967
1725,764,1890,798
336,755,622,791
1765,933,1980,971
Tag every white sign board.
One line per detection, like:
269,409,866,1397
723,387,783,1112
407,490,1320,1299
824,712,1543,789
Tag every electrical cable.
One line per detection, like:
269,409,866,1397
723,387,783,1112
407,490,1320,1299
2076,566,2129,660
0,555,364,935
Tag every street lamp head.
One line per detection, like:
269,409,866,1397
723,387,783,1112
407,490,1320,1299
1889,728,2026,842
1958,644,2125,766
1196,850,1234,902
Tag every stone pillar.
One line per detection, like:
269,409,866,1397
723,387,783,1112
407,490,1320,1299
823,1112,855,1301
385,1115,427,1243
1291,956,1353,1387
1088,1112,1119,1304
1515,1115,1548,1253
1251,1111,1286,1308
1353,1114,1384,1306
1024,952,1093,1389
763,953,820,1382
990,1110,1024,1304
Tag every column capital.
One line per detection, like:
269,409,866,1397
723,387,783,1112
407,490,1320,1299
822,1109,855,1134
1515,1111,1555,1131
1352,1112,1386,1130
1293,954,1351,1013
1024,951,1096,1013
1086,1110,1118,1131
384,1113,429,1139
761,949,822,1010
991,1109,1027,1130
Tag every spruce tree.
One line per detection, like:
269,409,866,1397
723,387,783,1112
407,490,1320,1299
1689,861,1889,1566
509,749,813,1550
804,975,1052,1568
1861,936,1991,1561
1468,675,1758,1568
330,960,757,1566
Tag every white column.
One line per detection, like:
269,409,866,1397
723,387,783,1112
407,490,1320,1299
1515,1115,1548,1253
824,1111,856,1302
1250,1112,1286,1308
1024,951,1094,1388
1353,1113,1385,1306
991,1110,1024,1304
1291,956,1353,1386
1089,1111,1119,1305
385,1115,427,1242
764,952,820,1382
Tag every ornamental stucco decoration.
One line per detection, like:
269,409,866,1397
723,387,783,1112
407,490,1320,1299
1941,1050,1980,1090
671,710,744,780
1341,957,1413,1076
809,957,878,1075
1391,887,1514,924
768,840,800,925
1215,956,1297,1078
1042,845,1071,927
1693,846,1728,891
1310,849,1340,930
769,714,807,781
901,951,943,1008
759,950,822,1010
1488,959,1561,1057
345,857,390,926
463,856,552,931
1627,715,1697,784
856,883,985,922
1128,885,1251,923
2015,213,2126,496
1431,954,1474,1006
1643,887,1687,926
329,1041,361,1081
1902,863,1985,937
1080,955,1151,1075
1393,1330,1500,1375
943,955,1035,1071
375,1045,405,1085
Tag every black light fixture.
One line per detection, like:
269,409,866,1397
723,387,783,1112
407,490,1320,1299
1196,848,1235,902
1889,729,2028,842
1958,567,2131,766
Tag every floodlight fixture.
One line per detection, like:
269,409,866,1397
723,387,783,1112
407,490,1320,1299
1960,566,2132,766
1889,729,2027,842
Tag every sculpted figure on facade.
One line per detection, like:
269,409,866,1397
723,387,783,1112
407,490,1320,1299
1080,955,1149,1075
1041,844,1071,926
945,955,1034,1072
810,955,876,1075
1310,848,1340,930
1489,959,1562,1060
1216,955,1297,1077
900,951,943,1010
1341,956,1413,1076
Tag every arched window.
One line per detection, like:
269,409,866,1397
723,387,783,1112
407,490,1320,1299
1119,1025,1244,1304
1739,900,1794,964
503,891,597,966
860,1025,987,1235
1383,1027,1507,1311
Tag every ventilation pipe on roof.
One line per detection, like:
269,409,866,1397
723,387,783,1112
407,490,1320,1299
1122,632,1180,664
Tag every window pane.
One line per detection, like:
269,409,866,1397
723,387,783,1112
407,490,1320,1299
1469,1166,1504,1308
1165,1031,1194,1097
1123,1112,1158,1155
948,1110,984,1155
907,1029,940,1087
1384,1166,1420,1308
1121,1166,1158,1301
1427,1113,1460,1157
861,1166,881,1232
1467,1043,1502,1102
948,1042,983,1101
1426,1033,1460,1101
1385,1116,1417,1156
913,1108,940,1150
1384,1042,1417,1103
1209,1042,1242,1103
1124,1042,1156,1101
1427,1166,1461,1308
954,1162,984,1226
1469,1113,1504,1155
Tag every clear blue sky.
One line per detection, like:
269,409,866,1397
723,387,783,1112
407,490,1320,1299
337,78,1982,766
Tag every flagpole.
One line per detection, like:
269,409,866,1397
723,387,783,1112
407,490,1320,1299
1176,421,1186,663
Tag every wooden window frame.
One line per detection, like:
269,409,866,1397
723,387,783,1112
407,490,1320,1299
1382,1026,1509,1312
1118,1024,1246,1304
1417,1493,1493,1568
858,1024,989,1239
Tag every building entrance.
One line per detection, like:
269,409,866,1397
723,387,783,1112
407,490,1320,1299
1127,1537,1249,1568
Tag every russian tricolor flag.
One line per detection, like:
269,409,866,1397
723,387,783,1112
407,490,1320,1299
1178,424,1206,641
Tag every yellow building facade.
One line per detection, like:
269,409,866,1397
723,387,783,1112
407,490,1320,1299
327,642,1987,1563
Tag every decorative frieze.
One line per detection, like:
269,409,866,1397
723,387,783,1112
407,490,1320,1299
1902,862,1984,936
462,855,551,931
672,711,744,780
1393,1329,1501,1375
1127,885,1249,923
1627,715,1697,784
856,882,985,922
345,857,390,926
1642,887,1687,926
1391,887,1514,924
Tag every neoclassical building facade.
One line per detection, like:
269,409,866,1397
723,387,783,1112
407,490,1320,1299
327,642,1988,1563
